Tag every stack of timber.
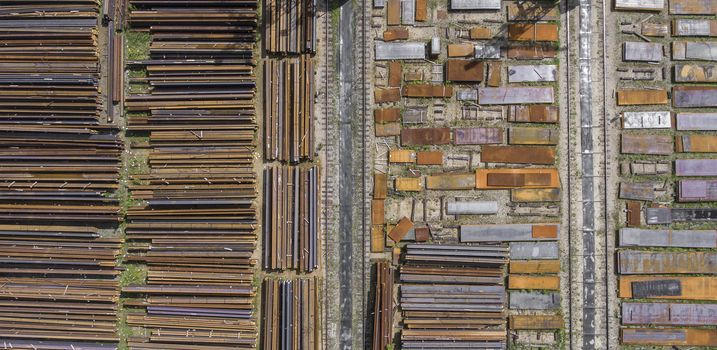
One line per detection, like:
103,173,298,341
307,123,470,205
400,244,508,349
124,1,259,349
263,0,316,54
261,277,321,350
372,261,394,350
263,57,315,162
263,165,320,272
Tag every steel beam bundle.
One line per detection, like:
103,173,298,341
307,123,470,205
263,57,315,162
371,261,394,350
399,244,508,349
261,278,321,350
262,0,316,54
263,165,320,272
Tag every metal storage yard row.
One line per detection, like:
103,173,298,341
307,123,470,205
261,277,321,350
262,0,316,54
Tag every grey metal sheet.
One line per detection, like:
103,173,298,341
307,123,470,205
401,0,415,25
679,179,717,202
461,224,559,242
478,87,554,105
622,328,686,343
456,89,478,101
450,0,500,10
622,111,671,129
669,0,717,15
614,0,664,10
673,41,717,61
619,227,717,248
374,0,386,8
453,127,503,145
624,42,663,62
447,201,498,215
676,113,717,130
631,279,682,298
675,159,717,176
619,182,655,201
618,250,717,274
402,107,427,124
622,302,717,325
509,292,560,310
474,43,501,59
509,242,559,259
431,37,440,56
646,207,672,224
672,208,717,222
375,41,426,60
507,65,558,83
673,19,712,36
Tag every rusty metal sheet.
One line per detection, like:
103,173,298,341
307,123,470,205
469,26,491,39
622,111,672,129
476,168,560,189
450,0,500,10
389,149,416,163
673,19,717,37
479,87,554,105
387,0,401,24
624,42,663,62
620,134,673,155
622,328,717,346
511,188,561,202
675,64,717,82
372,199,385,225
374,108,401,123
388,61,402,87
507,64,557,82
620,276,717,300
402,84,453,97
401,127,451,145
375,122,401,137
675,159,717,176
481,145,556,164
509,291,560,310
509,260,560,274
374,87,401,103
508,127,559,145
626,201,641,227
375,41,425,60
425,173,475,190
374,173,388,199
508,105,559,123
676,134,717,152
614,0,664,10
679,179,717,202
507,2,559,21
510,315,562,330
622,302,717,325
389,216,413,242
510,241,559,259
507,44,557,59
445,59,485,82
619,250,717,274
453,127,503,145
676,112,717,130
447,43,474,57
641,22,669,36
371,225,385,252
619,227,717,248
415,0,427,21
416,151,442,165
395,177,422,191
672,41,717,61
486,62,502,86
508,23,559,42
617,89,669,105
669,0,717,14
508,275,560,290
620,182,655,201
447,201,498,215
461,224,559,242
383,27,409,41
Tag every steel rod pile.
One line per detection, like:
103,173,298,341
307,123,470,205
261,278,321,350
371,261,394,350
263,57,315,162
400,244,508,350
124,0,259,348
263,165,320,272
262,0,316,54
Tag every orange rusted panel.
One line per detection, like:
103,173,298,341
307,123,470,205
371,225,385,252
509,315,563,330
509,260,561,274
469,26,492,39
388,61,402,87
476,168,560,189
676,134,717,152
375,123,401,137
532,224,558,239
374,87,401,103
445,59,485,82
617,89,669,105
508,23,559,42
388,216,413,242
383,27,409,41
372,199,385,225
374,173,387,199
626,201,641,227
425,173,475,190
619,276,717,300
374,108,401,123
508,105,559,123
404,71,423,81
414,227,430,241
403,84,453,97
486,62,502,87
507,44,557,59
507,2,560,21
389,149,416,163
509,275,560,290
416,151,443,165
401,128,451,145
481,145,556,165
509,127,559,145
447,43,474,57
621,134,673,155
623,328,717,346
387,0,400,25
415,0,427,21
511,188,561,202
395,177,422,191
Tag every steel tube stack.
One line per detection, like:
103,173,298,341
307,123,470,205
371,261,394,350
261,277,321,350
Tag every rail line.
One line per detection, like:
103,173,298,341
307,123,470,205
564,0,573,347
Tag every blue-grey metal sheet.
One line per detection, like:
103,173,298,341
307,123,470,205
676,113,717,130
447,201,498,215
478,87,554,105
624,42,663,62
673,41,717,61
673,19,713,36
374,0,386,7
619,227,717,248
456,89,478,101
461,224,559,242
375,41,426,60
474,43,501,59
450,0,500,10
618,250,717,274
622,302,717,325
622,328,686,343
674,86,717,107
679,179,717,202
509,242,559,259
507,65,558,83
675,159,717,176
509,292,560,310
401,0,415,25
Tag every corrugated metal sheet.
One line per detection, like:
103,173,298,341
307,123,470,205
453,127,503,145
450,0,500,10
626,201,641,227
675,64,717,82
677,134,717,152
395,177,422,191
509,242,559,260
446,59,485,82
618,250,717,274
511,188,561,202
622,111,672,129
509,291,560,310
403,84,453,97
673,19,717,37
480,145,556,165
620,182,655,201
669,0,717,15
645,207,672,225
508,23,559,42
474,43,501,59
672,41,717,61
646,207,717,224
623,328,717,346
624,42,663,62
620,134,673,155
508,105,559,123
416,151,442,165
401,0,415,25
375,41,425,60
475,168,560,189
425,173,475,190
617,89,669,105
508,275,560,290
619,276,717,300
507,44,557,59
447,43,474,57
509,127,559,145
675,159,717,176
614,0,664,11
507,65,558,82
401,127,451,145
478,87,554,104
461,224,559,242
679,179,717,202
507,3,559,21
375,123,401,137
676,112,717,130
509,315,563,330
619,227,717,248
622,302,717,325
446,201,498,215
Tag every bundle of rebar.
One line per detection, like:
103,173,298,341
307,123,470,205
371,261,394,350
262,0,316,54
261,277,321,350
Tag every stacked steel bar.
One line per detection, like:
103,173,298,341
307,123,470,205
264,57,315,162
261,277,321,350
400,244,508,349
263,0,316,54
263,165,320,272
124,0,259,348
372,261,394,350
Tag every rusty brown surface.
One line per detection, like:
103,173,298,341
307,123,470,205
621,134,673,155
402,84,453,97
416,151,443,165
481,145,556,165
447,43,474,57
375,123,401,137
508,23,559,42
401,127,452,145
375,87,401,103
476,168,560,189
388,61,402,87
509,315,563,330
486,62,502,87
374,108,401,123
445,59,485,82
388,216,414,242
508,105,559,123
425,173,476,190
469,26,492,39
383,28,409,41
617,89,669,105
374,173,388,199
